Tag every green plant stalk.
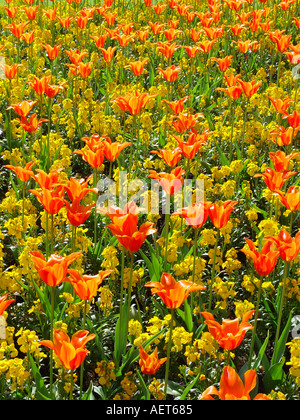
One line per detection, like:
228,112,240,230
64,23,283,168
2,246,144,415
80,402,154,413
69,369,74,400
49,286,55,394
80,300,88,398
191,227,198,315
208,229,220,312
163,212,170,272
125,252,134,340
272,260,289,364
164,308,175,400
249,276,263,368
119,247,125,344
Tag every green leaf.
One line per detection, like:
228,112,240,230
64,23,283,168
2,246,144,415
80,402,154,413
28,353,53,400
254,332,270,372
113,299,128,366
263,359,286,394
180,373,200,400
271,311,293,366
80,381,95,400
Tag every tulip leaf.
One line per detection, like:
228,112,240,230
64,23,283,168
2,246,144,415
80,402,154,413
180,373,200,400
28,353,53,400
263,359,286,394
114,299,128,366
254,332,270,372
271,310,293,366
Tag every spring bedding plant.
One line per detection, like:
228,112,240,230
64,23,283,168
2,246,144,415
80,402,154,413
0,0,299,402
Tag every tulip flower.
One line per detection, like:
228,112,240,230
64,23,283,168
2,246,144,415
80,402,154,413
0,294,15,316
32,168,63,190
211,55,233,72
112,90,157,116
102,137,131,162
18,114,48,133
174,201,211,229
162,96,189,114
64,198,95,227
148,166,185,196
268,96,291,114
39,329,96,371
254,167,296,192
145,273,205,309
266,230,300,263
99,46,117,63
74,148,105,169
4,161,35,182
158,65,181,82
65,49,89,65
107,212,157,253
139,346,167,375
276,186,300,212
170,112,203,133
30,251,82,287
27,75,53,96
2,63,20,80
42,44,61,60
7,100,37,118
269,151,300,172
98,201,142,221
30,186,65,215
208,200,238,229
201,310,255,351
7,21,29,38
199,366,271,400
150,147,182,167
269,126,296,146
65,269,113,300
241,238,280,277
64,176,97,202
127,59,148,77
238,79,262,97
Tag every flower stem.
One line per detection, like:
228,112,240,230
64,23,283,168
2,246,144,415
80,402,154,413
164,308,175,400
163,212,170,272
249,276,263,368
208,229,220,312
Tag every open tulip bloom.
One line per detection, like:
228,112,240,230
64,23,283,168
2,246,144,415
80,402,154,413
39,329,96,371
145,273,205,309
201,310,255,351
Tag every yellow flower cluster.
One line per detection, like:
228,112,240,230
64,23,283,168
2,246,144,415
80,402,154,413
95,360,116,388
286,338,300,385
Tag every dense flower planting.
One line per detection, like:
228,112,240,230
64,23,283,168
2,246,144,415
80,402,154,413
0,0,299,401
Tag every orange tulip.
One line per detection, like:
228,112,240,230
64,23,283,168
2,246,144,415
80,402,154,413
107,212,156,253
42,44,61,60
283,110,300,129
30,251,82,287
148,166,185,196
27,75,53,96
112,33,135,47
98,201,142,221
201,310,255,350
254,167,296,192
216,85,243,100
174,201,211,229
64,176,97,202
157,65,181,82
149,21,165,35
57,16,73,29
145,272,205,309
90,34,107,49
22,30,35,44
162,96,189,114
18,114,48,133
32,168,63,190
211,55,233,72
2,63,20,80
112,91,157,116
65,49,89,65
170,112,203,133
23,5,39,20
199,366,271,400
268,96,292,113
65,269,113,300
156,42,180,59
39,329,96,371
267,229,300,262
174,132,207,159
241,238,280,276
102,137,131,162
74,148,105,169
5,6,18,18
238,79,262,97
81,133,106,152
30,186,65,215
0,294,15,316
269,150,300,172
7,100,37,117
139,347,167,375
4,161,35,182
208,200,238,229
269,126,296,146
128,59,148,76
64,198,95,227
198,39,216,53
7,21,29,38
150,147,182,167
276,186,300,211
272,34,292,52
99,46,117,62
